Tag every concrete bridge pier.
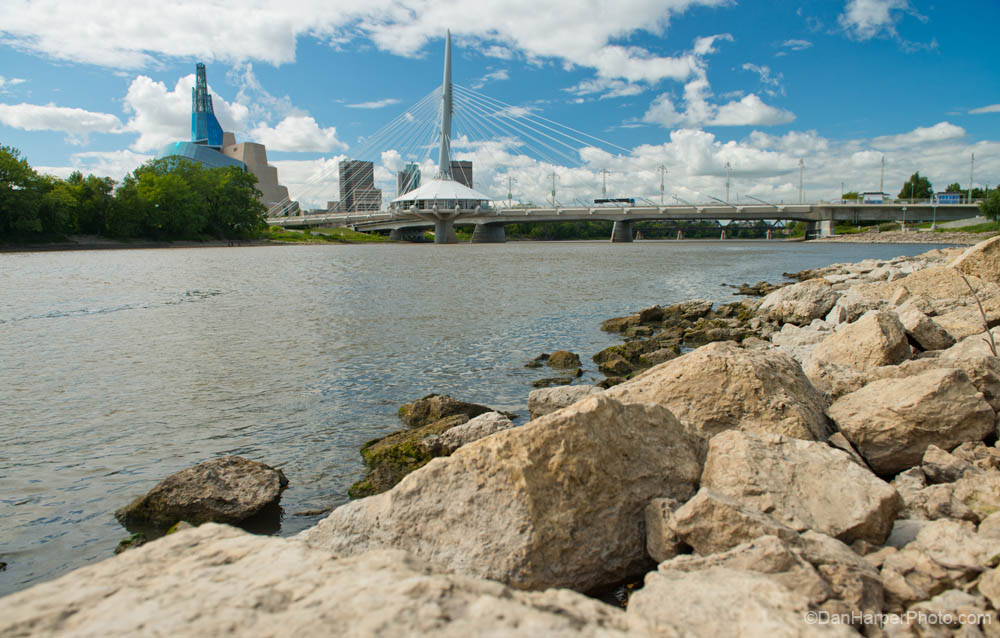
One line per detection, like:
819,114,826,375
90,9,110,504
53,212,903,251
611,220,633,242
471,223,506,243
676,230,684,240
805,220,835,239
766,228,774,240
434,218,458,244
389,228,426,242
720,229,727,240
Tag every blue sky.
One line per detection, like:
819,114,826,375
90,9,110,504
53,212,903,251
1,0,997,208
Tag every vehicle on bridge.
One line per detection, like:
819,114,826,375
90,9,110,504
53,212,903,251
593,198,635,206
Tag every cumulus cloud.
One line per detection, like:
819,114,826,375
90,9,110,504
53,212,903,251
248,115,347,152
970,104,1000,115
0,102,123,144
0,0,728,88
565,78,645,100
345,98,402,109
872,121,965,148
36,150,153,181
0,76,27,92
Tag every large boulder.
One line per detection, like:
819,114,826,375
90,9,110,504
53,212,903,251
809,310,911,372
627,566,855,638
828,368,995,475
756,278,841,326
114,456,287,529
397,393,493,428
700,430,901,545
299,395,705,592
606,341,831,441
951,234,1000,283
894,302,955,351
527,385,602,420
546,350,581,368
0,524,637,637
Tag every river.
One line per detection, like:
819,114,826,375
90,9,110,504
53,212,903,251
0,239,953,596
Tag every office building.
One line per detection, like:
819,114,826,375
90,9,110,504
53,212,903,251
450,160,473,188
397,163,421,197
339,160,382,212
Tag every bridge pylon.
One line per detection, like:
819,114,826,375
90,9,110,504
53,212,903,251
611,220,633,242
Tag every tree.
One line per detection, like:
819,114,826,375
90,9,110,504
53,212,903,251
946,182,963,193
981,189,1000,221
899,172,933,200
0,145,45,237
842,191,859,201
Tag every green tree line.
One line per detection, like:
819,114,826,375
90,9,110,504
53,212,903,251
1,146,267,242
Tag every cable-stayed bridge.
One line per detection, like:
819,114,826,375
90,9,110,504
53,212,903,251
265,32,981,243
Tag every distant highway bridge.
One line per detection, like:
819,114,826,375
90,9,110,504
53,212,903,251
268,201,982,242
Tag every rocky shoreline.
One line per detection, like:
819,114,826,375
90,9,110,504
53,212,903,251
7,237,1000,635
812,229,996,245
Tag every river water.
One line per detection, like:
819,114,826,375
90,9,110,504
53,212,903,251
0,239,952,596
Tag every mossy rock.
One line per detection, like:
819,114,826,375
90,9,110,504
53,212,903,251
397,394,492,428
601,315,639,333
598,355,632,376
531,373,579,388
114,532,147,555
683,318,749,346
593,340,657,365
547,350,581,368
350,414,469,499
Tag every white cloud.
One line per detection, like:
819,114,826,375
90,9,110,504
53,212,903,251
741,63,784,97
565,78,645,100
970,104,1000,115
249,115,347,152
470,69,509,90
0,0,728,88
712,94,795,126
0,76,27,92
872,121,965,148
839,0,909,40
0,102,123,144
345,98,402,109
779,39,812,51
36,149,153,181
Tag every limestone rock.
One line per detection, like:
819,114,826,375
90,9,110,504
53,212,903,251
638,305,665,323
895,302,955,351
547,350,581,368
828,368,995,475
868,355,1000,412
757,278,841,326
627,566,855,637
0,524,637,638
802,359,869,401
934,296,1000,341
670,488,800,555
922,445,973,484
114,456,287,529
397,393,493,428
606,341,831,441
701,430,901,545
951,234,1000,283
300,395,706,592
527,385,602,420
810,310,911,372
437,412,516,453
598,354,631,376
951,470,1000,522
940,328,1000,361
644,498,683,563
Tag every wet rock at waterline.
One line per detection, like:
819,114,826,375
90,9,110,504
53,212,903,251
397,393,494,428
114,456,288,530
546,350,581,368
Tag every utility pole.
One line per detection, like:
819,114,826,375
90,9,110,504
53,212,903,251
880,156,885,194
550,171,558,207
506,176,517,208
725,162,732,203
600,169,611,198
659,165,667,205
970,153,975,203
798,158,804,204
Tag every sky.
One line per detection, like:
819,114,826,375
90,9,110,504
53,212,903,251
1,0,998,209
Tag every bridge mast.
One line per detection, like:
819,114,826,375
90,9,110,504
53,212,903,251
438,29,453,180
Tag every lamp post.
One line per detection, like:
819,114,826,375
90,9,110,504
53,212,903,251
901,206,907,233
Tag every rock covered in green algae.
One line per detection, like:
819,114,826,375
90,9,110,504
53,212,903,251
546,350,581,368
348,414,469,499
114,456,288,529
397,393,493,428
114,532,147,554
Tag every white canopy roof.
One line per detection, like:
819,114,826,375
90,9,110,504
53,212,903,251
392,177,493,204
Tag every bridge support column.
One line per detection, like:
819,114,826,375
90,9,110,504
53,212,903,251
720,229,727,240
434,218,458,244
611,220,633,243
805,220,835,239
766,228,774,240
471,223,506,243
676,230,684,240
389,228,426,242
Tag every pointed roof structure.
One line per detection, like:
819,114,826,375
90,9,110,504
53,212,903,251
393,30,493,209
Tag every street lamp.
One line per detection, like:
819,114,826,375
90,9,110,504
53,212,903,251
931,194,937,230
901,206,907,232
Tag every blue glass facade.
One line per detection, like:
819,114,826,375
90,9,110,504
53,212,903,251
159,142,246,170
191,63,224,148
